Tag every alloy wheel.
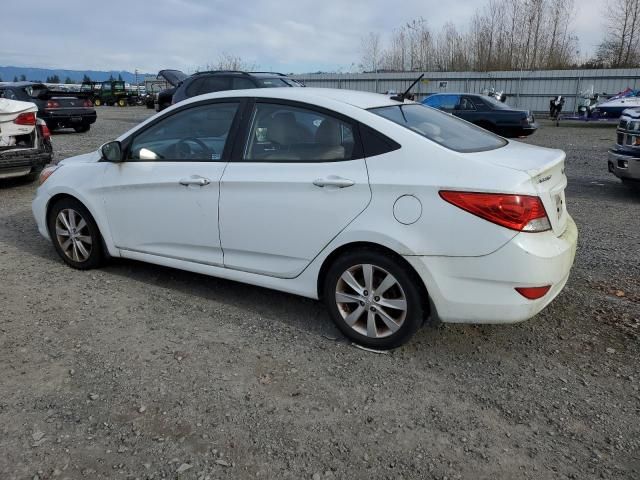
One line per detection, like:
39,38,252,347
55,208,93,262
335,263,408,339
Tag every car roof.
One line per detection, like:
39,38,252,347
187,87,406,110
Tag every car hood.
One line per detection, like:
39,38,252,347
158,69,187,87
59,151,101,165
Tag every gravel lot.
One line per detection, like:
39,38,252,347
1,107,639,480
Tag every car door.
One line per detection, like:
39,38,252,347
218,100,371,278
100,100,242,266
453,95,479,122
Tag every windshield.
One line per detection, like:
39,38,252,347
24,85,48,98
370,104,507,153
483,96,513,110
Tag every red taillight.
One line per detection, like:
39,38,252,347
439,191,551,232
83,99,93,107
14,112,37,125
38,122,51,140
45,100,60,109
515,286,551,300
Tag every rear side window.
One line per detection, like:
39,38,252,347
187,77,230,97
256,78,291,88
232,77,256,89
370,104,506,153
244,103,357,162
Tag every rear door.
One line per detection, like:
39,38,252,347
218,100,371,278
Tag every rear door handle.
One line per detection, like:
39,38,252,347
313,176,355,188
179,175,210,186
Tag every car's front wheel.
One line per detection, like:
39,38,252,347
323,249,425,349
47,198,104,269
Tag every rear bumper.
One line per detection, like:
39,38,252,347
0,148,52,179
41,110,97,126
608,149,640,181
405,215,578,324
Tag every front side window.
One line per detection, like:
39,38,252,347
244,103,356,162
370,104,506,153
129,102,239,161
255,78,291,88
458,97,476,111
232,77,256,90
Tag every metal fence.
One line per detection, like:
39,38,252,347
290,69,640,114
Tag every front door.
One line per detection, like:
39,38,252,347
219,101,371,278
101,101,241,266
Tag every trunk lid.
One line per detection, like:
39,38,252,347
470,140,568,236
158,69,187,87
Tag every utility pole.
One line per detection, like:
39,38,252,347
135,68,139,92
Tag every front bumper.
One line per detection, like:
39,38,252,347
405,215,578,324
608,149,640,181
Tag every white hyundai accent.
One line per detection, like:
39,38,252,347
33,88,577,348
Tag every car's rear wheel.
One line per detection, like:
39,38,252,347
323,250,425,349
47,198,104,270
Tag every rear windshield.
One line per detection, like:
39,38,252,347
483,96,513,110
370,104,507,153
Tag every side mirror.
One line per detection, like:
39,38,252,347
100,141,122,162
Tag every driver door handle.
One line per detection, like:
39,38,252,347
313,176,355,188
179,175,210,186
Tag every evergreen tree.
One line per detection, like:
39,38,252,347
19,74,26,81
13,76,18,82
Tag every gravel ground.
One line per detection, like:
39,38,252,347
1,108,639,480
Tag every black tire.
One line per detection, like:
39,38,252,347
323,249,425,349
47,197,104,270
73,124,90,133
24,166,44,183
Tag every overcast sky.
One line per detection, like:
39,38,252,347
1,0,604,74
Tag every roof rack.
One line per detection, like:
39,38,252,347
249,71,288,76
192,70,252,76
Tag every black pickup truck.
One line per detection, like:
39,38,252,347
0,82,97,133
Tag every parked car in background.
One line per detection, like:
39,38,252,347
33,88,576,349
608,108,640,190
0,82,96,133
168,71,303,107
422,93,537,137
154,69,189,112
0,98,52,181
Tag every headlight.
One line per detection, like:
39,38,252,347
39,165,61,185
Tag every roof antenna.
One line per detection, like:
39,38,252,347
391,74,424,102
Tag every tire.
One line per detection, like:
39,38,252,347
93,98,102,106
118,98,127,107
47,198,104,270
323,249,425,349
73,124,90,133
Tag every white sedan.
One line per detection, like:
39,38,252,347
33,88,577,349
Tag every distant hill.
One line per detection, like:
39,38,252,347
0,66,154,84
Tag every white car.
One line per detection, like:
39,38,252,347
33,88,577,349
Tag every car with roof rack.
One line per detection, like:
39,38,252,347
165,71,303,110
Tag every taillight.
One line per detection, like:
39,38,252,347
45,100,60,109
83,99,93,107
515,286,551,300
38,122,51,140
14,112,37,125
439,191,551,232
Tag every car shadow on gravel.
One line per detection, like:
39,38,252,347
0,176,37,189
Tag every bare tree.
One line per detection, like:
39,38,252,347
200,53,257,72
595,0,640,67
359,32,382,72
